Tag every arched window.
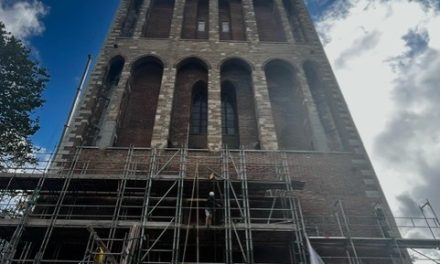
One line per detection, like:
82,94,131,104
282,0,306,42
105,57,125,87
220,59,259,149
115,57,163,147
265,60,312,150
219,0,245,40
143,0,175,38
85,56,125,146
182,0,209,39
253,0,285,42
221,83,239,149
169,58,208,148
120,0,144,37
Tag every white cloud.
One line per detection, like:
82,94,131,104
0,0,48,40
315,0,440,217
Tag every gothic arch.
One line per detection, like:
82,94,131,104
261,58,294,71
131,54,165,69
265,59,313,150
175,56,211,70
169,58,209,148
143,0,175,38
218,56,254,71
114,56,164,147
221,58,259,149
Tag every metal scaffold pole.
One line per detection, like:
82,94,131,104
281,153,307,263
336,199,360,264
239,149,254,263
137,148,157,263
171,147,187,263
223,149,233,263
108,147,134,250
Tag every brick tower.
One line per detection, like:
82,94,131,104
3,0,438,263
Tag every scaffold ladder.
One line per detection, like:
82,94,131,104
239,149,254,263
136,148,157,263
171,147,187,263
223,149,233,263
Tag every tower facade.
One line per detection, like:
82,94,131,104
1,0,421,263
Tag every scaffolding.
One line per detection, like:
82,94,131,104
0,147,439,263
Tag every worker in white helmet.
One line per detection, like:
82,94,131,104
205,191,216,227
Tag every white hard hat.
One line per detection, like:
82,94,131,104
209,191,215,197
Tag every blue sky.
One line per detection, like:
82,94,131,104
2,0,440,222
1,0,119,150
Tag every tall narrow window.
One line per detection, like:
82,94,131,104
188,82,208,149
182,0,209,39
143,0,175,38
222,93,236,135
221,84,239,149
253,0,286,42
190,84,208,135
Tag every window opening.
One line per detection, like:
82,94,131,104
222,92,237,136
222,22,230,33
197,21,206,32
190,89,208,134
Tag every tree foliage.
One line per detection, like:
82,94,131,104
0,21,49,170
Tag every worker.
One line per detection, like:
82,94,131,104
205,191,219,227
95,246,106,264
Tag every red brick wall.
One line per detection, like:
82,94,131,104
73,148,381,239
